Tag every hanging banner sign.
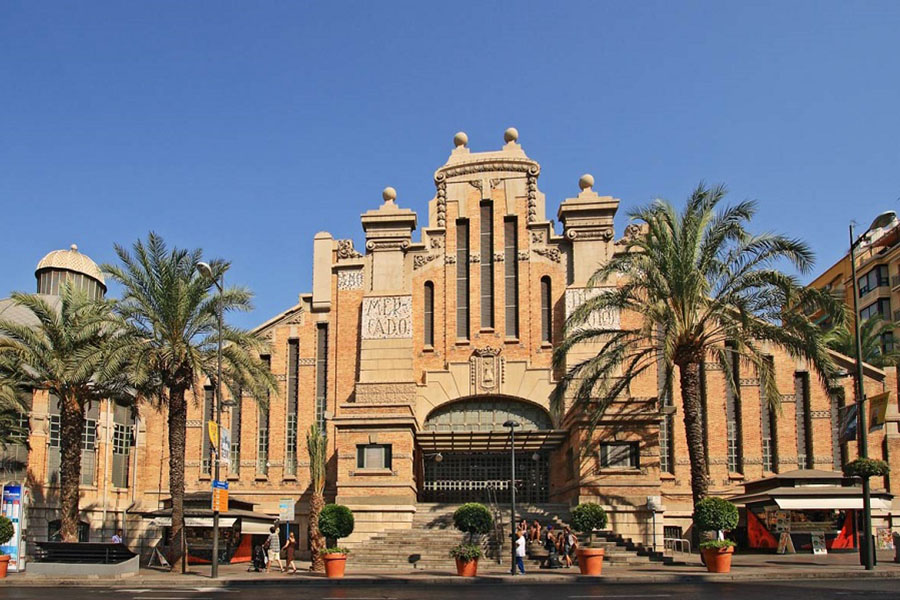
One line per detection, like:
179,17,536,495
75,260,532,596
838,404,858,444
868,392,890,432
207,421,219,451
219,427,231,468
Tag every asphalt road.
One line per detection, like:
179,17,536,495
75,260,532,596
1,580,897,600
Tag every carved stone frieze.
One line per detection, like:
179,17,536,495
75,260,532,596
354,382,417,403
366,240,410,252
285,309,304,325
533,247,561,263
436,158,539,181
565,287,620,330
430,236,443,249
186,420,202,428
531,230,545,244
517,250,530,261
616,223,643,245
469,253,481,264
336,239,362,260
526,165,540,223
413,254,439,270
739,378,760,386
298,358,315,366
434,173,448,228
337,270,364,290
810,410,831,419
780,394,796,403
361,295,412,339
567,228,614,241
492,252,504,262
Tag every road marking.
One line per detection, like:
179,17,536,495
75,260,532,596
570,596,671,599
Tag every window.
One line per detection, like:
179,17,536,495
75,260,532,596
285,339,299,476
257,355,270,475
795,372,813,469
725,343,743,474
504,219,519,338
657,330,675,474
830,389,844,470
858,265,889,296
598,442,639,469
202,387,213,475
0,394,31,482
480,203,494,328
423,282,434,347
111,401,134,488
860,298,890,322
356,444,392,470
230,389,242,476
315,325,328,433
456,220,470,339
540,276,551,344
761,358,778,473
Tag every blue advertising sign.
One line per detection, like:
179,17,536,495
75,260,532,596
1,484,23,572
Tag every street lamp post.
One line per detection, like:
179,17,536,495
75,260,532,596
503,420,520,575
198,262,224,579
848,211,895,571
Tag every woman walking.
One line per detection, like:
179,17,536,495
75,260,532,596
282,531,298,574
561,526,575,568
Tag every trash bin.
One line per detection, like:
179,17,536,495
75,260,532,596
894,532,900,563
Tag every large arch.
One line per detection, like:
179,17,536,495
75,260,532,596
422,395,554,433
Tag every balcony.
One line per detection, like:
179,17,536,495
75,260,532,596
893,275,900,291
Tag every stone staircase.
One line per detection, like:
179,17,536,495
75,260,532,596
342,503,677,570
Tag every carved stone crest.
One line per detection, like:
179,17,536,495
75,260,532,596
533,247,561,263
413,254,439,270
444,255,457,265
517,250,530,262
470,346,505,394
531,230,545,244
337,239,362,259
616,223,643,245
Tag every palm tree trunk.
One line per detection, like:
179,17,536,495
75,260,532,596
308,492,325,572
677,360,710,507
58,393,86,542
167,383,188,568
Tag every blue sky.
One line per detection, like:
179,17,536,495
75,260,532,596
2,1,898,329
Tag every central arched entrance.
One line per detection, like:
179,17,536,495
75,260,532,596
417,397,566,504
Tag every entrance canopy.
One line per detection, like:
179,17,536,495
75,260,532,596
416,429,568,452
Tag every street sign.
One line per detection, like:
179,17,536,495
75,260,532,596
219,426,231,468
278,498,295,521
211,480,229,512
207,421,219,451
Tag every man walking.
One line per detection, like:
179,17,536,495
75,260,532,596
265,525,284,573
514,530,527,574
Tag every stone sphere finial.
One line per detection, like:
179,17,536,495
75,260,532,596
504,127,519,143
70,244,78,251
579,174,594,191
453,132,468,148
382,186,397,203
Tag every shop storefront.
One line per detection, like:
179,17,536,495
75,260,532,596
730,469,892,554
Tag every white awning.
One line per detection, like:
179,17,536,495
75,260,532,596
775,497,892,510
241,520,275,534
151,517,236,528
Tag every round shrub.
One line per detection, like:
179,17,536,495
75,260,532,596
318,504,355,542
0,515,13,547
699,539,736,550
449,543,484,562
844,458,890,479
452,503,493,536
571,502,608,533
693,497,738,533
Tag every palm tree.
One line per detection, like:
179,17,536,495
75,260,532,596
0,367,30,447
553,183,843,507
306,423,327,572
825,315,899,368
0,286,131,540
103,232,274,566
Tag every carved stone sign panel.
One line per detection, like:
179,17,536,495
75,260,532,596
469,346,505,395
362,295,412,339
564,287,620,330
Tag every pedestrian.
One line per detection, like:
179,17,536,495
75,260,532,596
530,519,541,543
111,529,123,544
561,526,575,567
518,518,528,535
514,530,527,574
282,531,298,574
265,525,284,573
567,527,578,566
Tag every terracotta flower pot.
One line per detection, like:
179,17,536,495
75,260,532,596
323,553,347,578
0,554,9,578
455,557,478,577
577,547,605,575
701,546,734,573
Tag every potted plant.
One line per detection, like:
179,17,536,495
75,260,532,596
571,502,608,575
318,503,355,578
449,502,493,577
0,514,14,578
693,497,739,573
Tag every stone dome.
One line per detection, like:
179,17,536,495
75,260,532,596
35,244,105,286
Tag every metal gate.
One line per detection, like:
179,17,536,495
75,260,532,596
422,451,549,504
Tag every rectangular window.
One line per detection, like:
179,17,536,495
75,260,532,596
356,444,392,470
111,401,134,488
47,396,98,486
830,389,844,470
598,442,639,469
456,220,470,339
285,339,299,476
504,218,519,338
230,389,242,476
315,325,328,433
725,343,743,474
795,372,813,469
657,333,675,474
858,265,889,296
540,277,551,344
860,298,891,321
761,357,778,473
424,282,434,347
202,387,213,475
480,203,494,329
257,355,270,475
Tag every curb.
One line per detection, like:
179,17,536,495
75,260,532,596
3,568,900,587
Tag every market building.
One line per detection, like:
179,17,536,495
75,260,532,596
3,130,900,563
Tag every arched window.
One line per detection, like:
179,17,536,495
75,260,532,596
424,281,435,347
540,276,552,344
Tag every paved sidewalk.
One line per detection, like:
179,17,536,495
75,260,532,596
3,550,899,587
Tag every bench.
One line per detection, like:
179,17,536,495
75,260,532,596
35,542,137,564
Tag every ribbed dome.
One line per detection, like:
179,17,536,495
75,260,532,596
35,244,105,285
